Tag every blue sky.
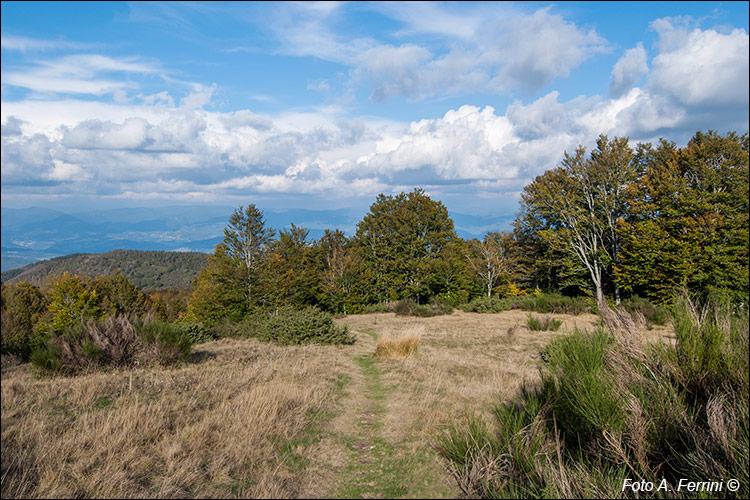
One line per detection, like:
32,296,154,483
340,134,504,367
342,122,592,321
1,1,748,217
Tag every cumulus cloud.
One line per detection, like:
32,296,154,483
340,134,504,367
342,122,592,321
647,19,749,108
267,3,609,100
1,16,747,212
487,7,610,93
1,116,26,137
609,43,649,98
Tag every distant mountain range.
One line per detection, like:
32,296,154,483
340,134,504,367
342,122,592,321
1,249,209,290
0,205,514,272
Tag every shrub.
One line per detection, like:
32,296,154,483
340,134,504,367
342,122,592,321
173,322,216,344
237,306,353,345
459,296,509,313
620,295,668,326
526,313,563,331
460,293,592,315
1,281,48,360
394,297,453,317
360,302,389,314
436,293,749,499
134,319,193,365
30,316,194,375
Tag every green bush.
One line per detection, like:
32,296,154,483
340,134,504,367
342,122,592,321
395,297,453,317
237,306,353,345
436,293,749,499
620,295,668,326
173,322,216,344
134,319,193,365
459,296,509,313
460,293,592,315
30,316,194,375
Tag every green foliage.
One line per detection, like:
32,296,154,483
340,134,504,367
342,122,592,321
233,306,353,345
526,314,562,331
263,224,318,310
1,281,48,360
45,273,103,331
91,272,149,317
134,319,193,365
185,244,250,325
393,297,453,317
619,295,667,326
355,188,457,303
173,322,216,345
460,293,592,315
30,315,194,375
146,289,189,322
459,296,510,313
617,131,749,304
436,292,749,499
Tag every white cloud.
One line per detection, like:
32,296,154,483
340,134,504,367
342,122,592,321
1,34,97,52
266,4,610,99
648,20,749,107
1,18,747,211
609,43,649,98
3,54,160,96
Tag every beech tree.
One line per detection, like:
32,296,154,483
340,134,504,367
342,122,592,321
355,189,456,303
465,231,517,298
517,135,636,306
616,131,749,302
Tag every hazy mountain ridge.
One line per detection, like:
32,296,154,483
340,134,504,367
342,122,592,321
1,249,209,290
1,205,513,272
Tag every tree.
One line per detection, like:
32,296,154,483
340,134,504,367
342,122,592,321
312,229,361,314
1,281,48,358
263,223,317,311
45,273,102,331
355,189,457,303
222,204,275,304
516,135,637,306
91,272,149,317
185,244,249,325
616,131,749,302
465,231,517,298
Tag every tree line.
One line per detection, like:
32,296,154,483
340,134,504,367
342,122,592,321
186,130,747,324
2,130,747,356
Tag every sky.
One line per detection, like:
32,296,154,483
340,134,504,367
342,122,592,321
1,1,748,217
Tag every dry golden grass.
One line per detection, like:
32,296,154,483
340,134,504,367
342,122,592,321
375,325,422,358
1,338,355,499
2,310,673,499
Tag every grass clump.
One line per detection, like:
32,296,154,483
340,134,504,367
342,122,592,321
435,293,749,499
375,326,422,358
527,314,563,331
236,305,353,345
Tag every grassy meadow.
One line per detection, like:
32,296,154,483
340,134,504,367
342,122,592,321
1,309,635,498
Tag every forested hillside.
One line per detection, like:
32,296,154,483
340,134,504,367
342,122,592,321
1,249,208,290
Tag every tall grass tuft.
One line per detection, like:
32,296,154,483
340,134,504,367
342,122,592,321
527,314,563,331
435,293,749,498
375,326,421,358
